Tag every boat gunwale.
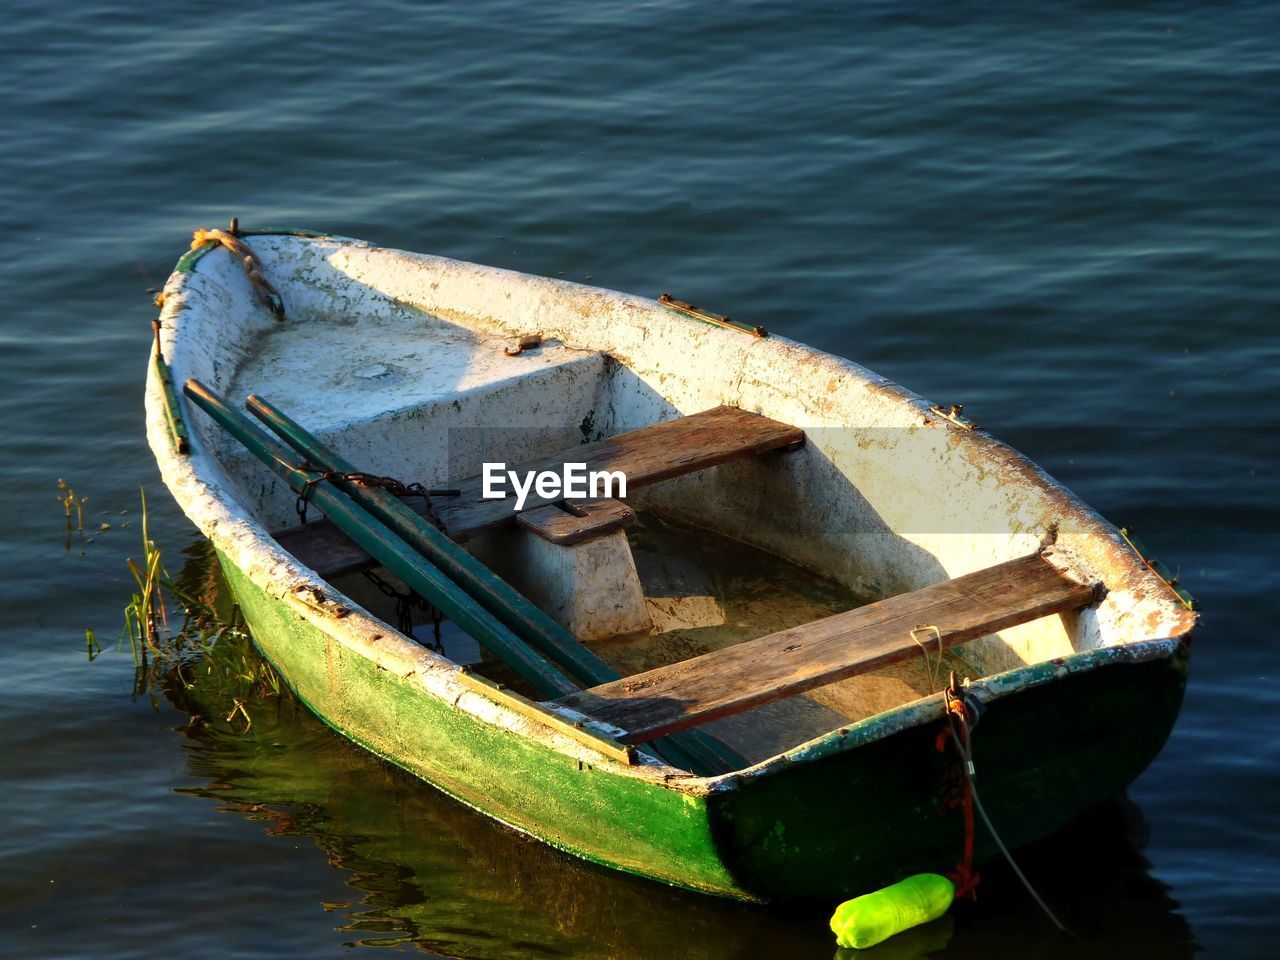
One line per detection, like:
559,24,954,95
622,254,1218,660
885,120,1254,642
145,231,1196,796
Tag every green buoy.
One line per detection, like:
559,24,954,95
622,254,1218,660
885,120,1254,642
830,873,956,950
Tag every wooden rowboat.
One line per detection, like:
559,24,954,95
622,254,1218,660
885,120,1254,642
146,228,1196,901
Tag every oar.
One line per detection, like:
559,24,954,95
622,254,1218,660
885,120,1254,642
183,379,578,700
243,393,747,777
186,381,739,775
246,394,618,688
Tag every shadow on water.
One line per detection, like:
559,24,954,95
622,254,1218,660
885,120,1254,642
156,544,1197,960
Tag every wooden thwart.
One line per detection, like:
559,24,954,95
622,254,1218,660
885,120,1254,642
432,405,803,541
272,405,803,579
554,554,1097,744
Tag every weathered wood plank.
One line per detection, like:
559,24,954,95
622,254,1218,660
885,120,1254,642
516,498,636,545
433,405,804,541
554,554,1097,744
272,405,803,578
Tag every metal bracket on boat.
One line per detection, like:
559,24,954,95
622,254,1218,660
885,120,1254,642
658,294,767,338
286,583,352,619
151,319,190,454
1119,528,1196,611
926,403,978,431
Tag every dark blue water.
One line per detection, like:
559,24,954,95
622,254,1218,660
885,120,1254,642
3,1,1276,956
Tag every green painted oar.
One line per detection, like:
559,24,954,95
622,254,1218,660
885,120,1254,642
183,379,578,701
243,393,747,777
246,393,619,688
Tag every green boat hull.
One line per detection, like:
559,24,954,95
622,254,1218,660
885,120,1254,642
709,650,1187,898
219,550,1187,902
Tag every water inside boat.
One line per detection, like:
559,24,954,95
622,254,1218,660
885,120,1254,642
333,511,978,764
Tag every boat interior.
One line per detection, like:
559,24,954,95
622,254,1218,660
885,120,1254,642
171,238,1190,770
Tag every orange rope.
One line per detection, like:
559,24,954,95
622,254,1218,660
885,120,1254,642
936,680,1080,937
191,226,285,320
936,679,980,900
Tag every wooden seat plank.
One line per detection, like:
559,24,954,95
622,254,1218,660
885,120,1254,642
516,498,636,545
433,405,803,541
553,554,1096,744
271,405,803,579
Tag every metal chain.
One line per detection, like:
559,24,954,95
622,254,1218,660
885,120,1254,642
361,567,443,650
293,470,453,530
289,467,455,651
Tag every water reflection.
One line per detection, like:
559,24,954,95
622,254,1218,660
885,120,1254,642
164,547,1196,959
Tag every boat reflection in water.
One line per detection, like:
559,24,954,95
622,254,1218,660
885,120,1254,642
157,545,1196,960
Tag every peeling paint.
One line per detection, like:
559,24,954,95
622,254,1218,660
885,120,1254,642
144,233,1195,898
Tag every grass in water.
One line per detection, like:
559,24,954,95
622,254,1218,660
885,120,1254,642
57,478,89,550
94,487,288,729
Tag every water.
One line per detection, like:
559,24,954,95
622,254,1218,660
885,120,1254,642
2,1,1276,956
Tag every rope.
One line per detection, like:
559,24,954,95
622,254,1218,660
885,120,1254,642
945,720,1069,930
938,679,1115,955
910,624,944,692
936,679,981,900
191,222,285,320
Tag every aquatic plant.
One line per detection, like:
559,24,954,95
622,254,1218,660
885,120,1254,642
104,488,286,724
56,478,88,549
122,487,168,657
